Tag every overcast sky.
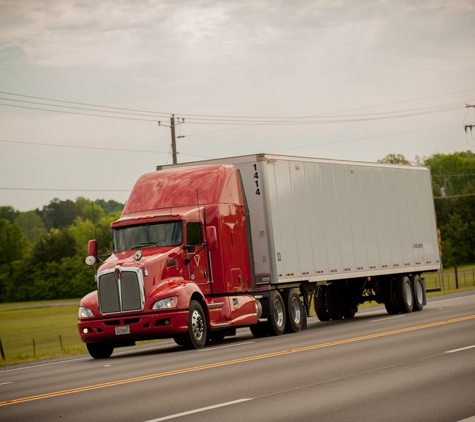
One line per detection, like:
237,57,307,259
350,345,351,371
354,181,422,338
1,0,474,211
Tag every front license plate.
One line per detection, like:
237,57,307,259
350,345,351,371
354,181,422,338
115,326,130,335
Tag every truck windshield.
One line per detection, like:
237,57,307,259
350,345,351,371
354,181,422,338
112,221,183,252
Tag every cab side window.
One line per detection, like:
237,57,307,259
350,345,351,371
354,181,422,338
186,222,202,246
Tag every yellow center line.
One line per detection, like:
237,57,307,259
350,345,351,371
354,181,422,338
2,314,475,407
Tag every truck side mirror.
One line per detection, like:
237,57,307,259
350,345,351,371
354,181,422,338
85,239,98,266
206,226,217,251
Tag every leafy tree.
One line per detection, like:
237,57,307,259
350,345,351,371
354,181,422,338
31,228,77,267
377,154,412,165
424,151,475,267
0,199,125,302
40,199,80,230
76,197,105,223
0,206,19,223
426,151,475,198
0,220,30,301
15,210,46,244
0,220,29,266
70,217,96,255
95,199,124,216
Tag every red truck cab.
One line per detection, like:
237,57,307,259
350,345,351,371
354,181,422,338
78,165,259,358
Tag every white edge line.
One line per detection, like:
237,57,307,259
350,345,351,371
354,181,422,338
197,341,254,352
369,315,405,323
0,356,91,372
456,416,475,422
0,382,14,386
144,398,253,422
445,345,475,354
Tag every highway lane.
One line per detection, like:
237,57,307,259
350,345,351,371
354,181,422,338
1,293,475,422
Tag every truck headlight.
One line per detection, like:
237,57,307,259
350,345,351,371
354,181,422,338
152,297,178,310
78,306,94,318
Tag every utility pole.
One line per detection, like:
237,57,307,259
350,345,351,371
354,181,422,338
158,115,185,165
170,114,177,164
465,104,475,133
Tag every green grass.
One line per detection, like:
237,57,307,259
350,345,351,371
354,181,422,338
0,300,87,367
423,263,475,292
1,265,474,368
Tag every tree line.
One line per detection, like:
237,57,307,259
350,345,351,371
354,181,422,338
378,151,474,267
0,151,474,302
0,199,123,302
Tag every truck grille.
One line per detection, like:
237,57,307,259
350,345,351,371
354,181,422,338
98,269,143,314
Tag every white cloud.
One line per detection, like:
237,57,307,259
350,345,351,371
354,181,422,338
0,0,474,210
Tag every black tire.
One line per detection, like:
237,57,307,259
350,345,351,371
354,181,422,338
282,288,303,333
395,275,413,313
411,275,424,312
173,336,183,346
266,290,286,336
250,321,268,338
182,300,207,349
383,277,399,315
209,330,226,342
343,304,357,319
326,284,343,320
86,342,114,359
314,286,331,321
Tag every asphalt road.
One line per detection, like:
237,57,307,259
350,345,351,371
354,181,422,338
1,294,475,422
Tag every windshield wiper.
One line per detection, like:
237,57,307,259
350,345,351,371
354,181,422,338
132,242,161,249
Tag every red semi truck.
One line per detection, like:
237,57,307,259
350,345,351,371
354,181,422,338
78,154,441,358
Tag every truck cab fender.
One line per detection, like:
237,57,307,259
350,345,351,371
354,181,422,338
148,278,205,311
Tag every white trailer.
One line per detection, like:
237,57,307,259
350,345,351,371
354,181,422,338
158,153,441,322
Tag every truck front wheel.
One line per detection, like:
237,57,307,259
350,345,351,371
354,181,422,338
86,342,114,359
182,300,207,349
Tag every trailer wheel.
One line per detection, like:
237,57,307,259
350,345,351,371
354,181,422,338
395,275,413,313
282,288,303,333
86,342,114,359
326,284,343,320
266,290,286,336
411,275,424,312
343,305,357,319
383,277,399,315
182,300,207,349
314,286,331,321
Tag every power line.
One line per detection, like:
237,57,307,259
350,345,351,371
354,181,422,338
0,102,160,123
0,100,467,127
272,123,461,153
1,91,473,125
0,138,165,153
0,122,465,157
1,87,474,120
0,138,208,159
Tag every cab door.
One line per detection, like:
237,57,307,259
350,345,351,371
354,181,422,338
185,222,211,294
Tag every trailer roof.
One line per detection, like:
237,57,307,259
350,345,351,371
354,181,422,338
157,153,431,172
